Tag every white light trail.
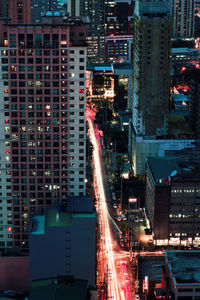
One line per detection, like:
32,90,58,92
107,212,122,234
88,117,122,300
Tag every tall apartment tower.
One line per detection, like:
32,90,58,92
67,0,81,17
132,0,172,137
171,0,195,38
31,0,58,23
0,13,87,249
8,0,32,23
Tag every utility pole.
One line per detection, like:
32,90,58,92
105,99,108,131
120,175,123,210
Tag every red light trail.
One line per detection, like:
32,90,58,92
87,115,121,299
87,105,135,299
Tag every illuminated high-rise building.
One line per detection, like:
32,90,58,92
0,0,32,22
0,13,87,249
68,0,106,62
67,0,81,17
171,0,195,38
68,0,134,62
132,0,171,136
106,0,134,62
130,0,195,178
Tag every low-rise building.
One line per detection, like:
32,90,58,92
164,251,200,300
133,135,195,176
112,62,132,112
171,93,189,111
29,197,96,287
87,64,114,104
30,276,98,300
146,156,200,245
171,48,200,66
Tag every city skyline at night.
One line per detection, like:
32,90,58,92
0,0,199,299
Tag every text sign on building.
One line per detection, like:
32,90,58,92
129,197,137,203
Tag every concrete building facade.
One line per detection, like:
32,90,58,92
171,0,195,38
105,0,134,62
132,0,171,137
0,0,32,23
146,157,200,245
0,14,87,249
132,135,195,176
0,47,12,248
68,0,106,62
164,251,200,299
8,0,32,23
171,47,200,67
30,199,96,287
129,1,197,178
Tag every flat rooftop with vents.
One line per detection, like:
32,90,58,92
165,251,200,285
164,251,200,299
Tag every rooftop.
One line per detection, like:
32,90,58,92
165,251,200,285
172,47,199,54
112,62,132,75
147,155,200,184
113,62,132,70
87,64,113,72
30,209,96,235
139,256,164,283
46,210,72,227
6,16,89,27
30,277,88,300
168,114,194,137
172,93,188,102
30,196,95,235
66,196,93,213
93,66,112,72
134,0,170,19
